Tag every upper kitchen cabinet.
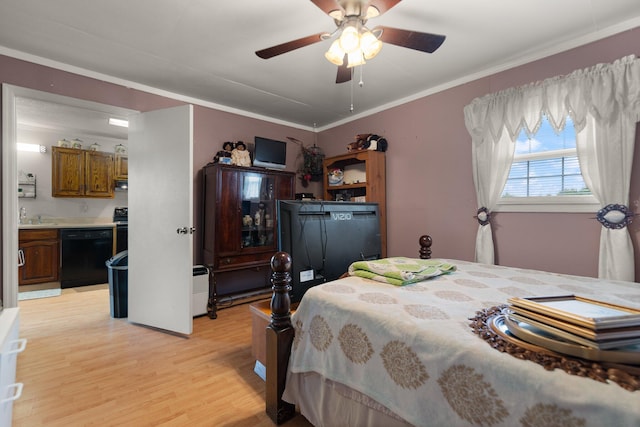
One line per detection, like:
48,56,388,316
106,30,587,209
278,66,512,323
114,154,128,179
51,146,114,198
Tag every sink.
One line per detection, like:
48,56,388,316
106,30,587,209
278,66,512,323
19,222,58,228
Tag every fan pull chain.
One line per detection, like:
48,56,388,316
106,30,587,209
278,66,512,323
350,74,354,112
359,65,364,87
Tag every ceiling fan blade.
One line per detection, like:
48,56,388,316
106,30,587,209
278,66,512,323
256,33,327,59
310,0,342,16
368,0,402,16
378,26,446,53
336,63,352,84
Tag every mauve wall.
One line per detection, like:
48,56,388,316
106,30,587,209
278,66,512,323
318,28,640,281
0,55,313,265
2,27,640,279
192,107,312,257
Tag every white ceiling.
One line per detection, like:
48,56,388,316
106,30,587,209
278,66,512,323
15,94,132,141
2,0,640,130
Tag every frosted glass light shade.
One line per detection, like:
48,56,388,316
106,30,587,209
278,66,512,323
325,40,345,65
339,25,360,53
347,51,366,68
360,30,382,59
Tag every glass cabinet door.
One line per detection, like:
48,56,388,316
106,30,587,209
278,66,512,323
240,172,276,249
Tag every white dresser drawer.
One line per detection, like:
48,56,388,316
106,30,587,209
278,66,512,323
0,308,26,427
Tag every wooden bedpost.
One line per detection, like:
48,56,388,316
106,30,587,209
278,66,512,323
419,235,432,259
265,252,296,424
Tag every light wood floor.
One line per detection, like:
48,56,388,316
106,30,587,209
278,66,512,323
14,288,312,427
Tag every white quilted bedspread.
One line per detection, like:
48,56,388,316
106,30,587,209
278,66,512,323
283,259,640,427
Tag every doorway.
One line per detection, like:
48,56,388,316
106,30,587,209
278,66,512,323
3,84,136,307
5,86,196,336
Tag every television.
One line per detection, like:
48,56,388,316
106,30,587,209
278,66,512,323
253,136,287,170
277,200,382,303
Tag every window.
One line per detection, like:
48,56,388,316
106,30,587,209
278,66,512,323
497,115,599,212
242,175,261,200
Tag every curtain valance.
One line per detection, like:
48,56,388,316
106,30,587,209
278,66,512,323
464,55,640,144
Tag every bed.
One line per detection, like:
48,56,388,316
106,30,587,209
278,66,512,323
265,236,640,426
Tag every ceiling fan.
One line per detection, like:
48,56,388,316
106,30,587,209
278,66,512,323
255,0,446,84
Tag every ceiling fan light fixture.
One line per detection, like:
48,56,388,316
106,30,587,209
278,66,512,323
346,50,366,68
365,5,380,19
360,29,382,59
339,23,360,53
328,9,344,20
325,40,345,65
256,1,447,85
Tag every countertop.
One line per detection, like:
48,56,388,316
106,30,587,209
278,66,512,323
18,217,117,230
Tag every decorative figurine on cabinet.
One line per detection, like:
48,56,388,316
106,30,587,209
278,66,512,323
255,202,268,245
364,134,388,152
346,134,388,152
231,141,252,167
254,202,266,228
328,168,344,186
213,141,234,164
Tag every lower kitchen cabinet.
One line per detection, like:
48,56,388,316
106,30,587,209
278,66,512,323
18,229,60,285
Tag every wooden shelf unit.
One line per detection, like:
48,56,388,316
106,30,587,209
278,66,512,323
323,150,387,257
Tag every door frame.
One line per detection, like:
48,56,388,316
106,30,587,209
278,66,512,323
2,84,137,307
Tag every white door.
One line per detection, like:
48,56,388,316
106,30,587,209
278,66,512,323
127,105,193,335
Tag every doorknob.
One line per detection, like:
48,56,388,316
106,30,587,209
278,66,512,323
176,227,188,235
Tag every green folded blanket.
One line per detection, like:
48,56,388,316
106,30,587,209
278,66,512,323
348,257,456,286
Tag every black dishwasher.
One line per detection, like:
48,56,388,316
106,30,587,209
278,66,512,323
60,228,114,288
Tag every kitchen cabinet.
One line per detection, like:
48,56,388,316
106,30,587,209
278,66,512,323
202,163,295,318
51,146,114,198
18,229,60,286
323,150,387,257
114,154,128,179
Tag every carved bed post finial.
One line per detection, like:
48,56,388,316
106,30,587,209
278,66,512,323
269,251,292,328
266,252,296,424
419,235,432,259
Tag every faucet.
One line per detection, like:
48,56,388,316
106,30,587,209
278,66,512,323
19,207,27,224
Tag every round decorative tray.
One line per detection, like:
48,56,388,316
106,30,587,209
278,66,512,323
471,306,640,391
488,314,557,354
502,315,640,366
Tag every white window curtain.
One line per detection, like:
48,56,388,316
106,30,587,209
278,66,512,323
464,55,640,280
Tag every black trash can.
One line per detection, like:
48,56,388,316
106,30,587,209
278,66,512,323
106,250,128,318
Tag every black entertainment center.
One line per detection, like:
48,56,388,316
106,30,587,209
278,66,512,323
277,200,382,302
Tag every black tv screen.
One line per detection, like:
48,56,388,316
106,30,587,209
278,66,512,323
277,200,382,302
253,136,287,170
